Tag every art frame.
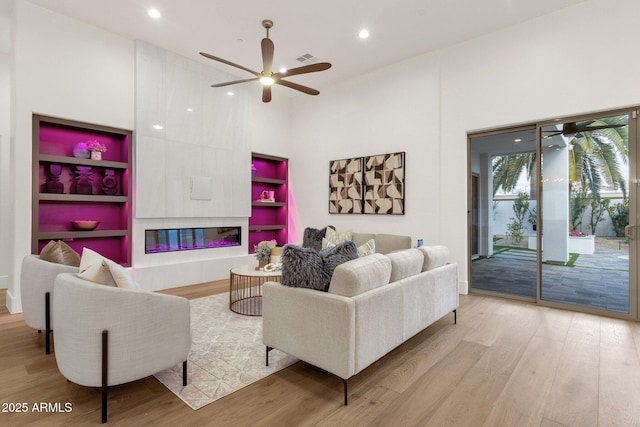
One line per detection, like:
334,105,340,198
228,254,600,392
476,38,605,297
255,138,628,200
363,152,405,215
328,157,364,214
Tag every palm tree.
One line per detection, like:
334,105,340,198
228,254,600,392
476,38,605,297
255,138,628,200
492,115,628,199
567,116,628,201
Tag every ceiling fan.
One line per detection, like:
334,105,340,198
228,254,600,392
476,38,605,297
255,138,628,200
200,19,332,103
543,120,626,138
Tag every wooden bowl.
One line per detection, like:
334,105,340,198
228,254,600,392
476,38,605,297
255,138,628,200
71,220,100,231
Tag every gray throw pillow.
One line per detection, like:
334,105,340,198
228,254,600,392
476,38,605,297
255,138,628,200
302,225,335,252
281,240,358,291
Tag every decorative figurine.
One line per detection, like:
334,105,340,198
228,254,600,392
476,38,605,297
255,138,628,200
74,166,93,195
101,169,119,195
46,164,64,194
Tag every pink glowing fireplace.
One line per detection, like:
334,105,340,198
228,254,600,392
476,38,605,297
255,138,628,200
145,227,241,254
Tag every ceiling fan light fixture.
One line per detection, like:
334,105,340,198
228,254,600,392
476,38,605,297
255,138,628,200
260,76,275,86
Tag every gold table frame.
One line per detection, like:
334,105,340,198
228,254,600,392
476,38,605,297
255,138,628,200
229,265,282,316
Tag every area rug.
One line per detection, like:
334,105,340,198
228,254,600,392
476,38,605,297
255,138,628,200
153,292,298,410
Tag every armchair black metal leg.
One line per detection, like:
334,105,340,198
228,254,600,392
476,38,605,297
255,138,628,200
101,330,108,424
182,360,187,387
343,379,348,405
454,309,457,325
45,292,51,354
266,346,273,367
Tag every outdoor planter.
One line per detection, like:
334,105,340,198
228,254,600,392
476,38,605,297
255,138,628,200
527,234,595,255
569,235,595,255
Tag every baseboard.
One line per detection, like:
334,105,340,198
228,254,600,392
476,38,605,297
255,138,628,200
458,280,469,295
5,288,21,314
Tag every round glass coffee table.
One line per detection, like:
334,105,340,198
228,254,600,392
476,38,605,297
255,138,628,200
229,265,282,316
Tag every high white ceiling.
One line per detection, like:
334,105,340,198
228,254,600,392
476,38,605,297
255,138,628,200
20,0,588,92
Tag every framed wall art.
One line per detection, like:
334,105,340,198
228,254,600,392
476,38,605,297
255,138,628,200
363,152,405,215
329,157,363,214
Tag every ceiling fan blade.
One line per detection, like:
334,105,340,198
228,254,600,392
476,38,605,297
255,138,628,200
261,38,274,76
199,52,260,77
211,77,258,88
581,124,627,131
262,86,272,103
275,62,332,78
276,79,320,95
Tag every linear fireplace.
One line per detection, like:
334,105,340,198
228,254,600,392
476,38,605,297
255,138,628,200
145,226,241,254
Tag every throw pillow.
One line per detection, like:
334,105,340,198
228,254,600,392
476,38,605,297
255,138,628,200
40,240,81,267
302,225,335,251
322,237,376,257
78,248,138,288
281,240,359,291
324,227,352,245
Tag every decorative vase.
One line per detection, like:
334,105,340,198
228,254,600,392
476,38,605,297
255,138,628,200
74,166,93,194
73,142,90,159
46,164,64,194
90,151,102,160
101,169,119,195
256,259,269,270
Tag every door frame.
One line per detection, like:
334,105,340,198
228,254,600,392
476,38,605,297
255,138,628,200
468,107,639,321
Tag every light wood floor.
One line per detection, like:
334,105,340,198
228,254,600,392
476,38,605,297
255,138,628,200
1,284,640,426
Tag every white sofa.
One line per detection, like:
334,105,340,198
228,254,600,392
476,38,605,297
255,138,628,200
263,245,458,404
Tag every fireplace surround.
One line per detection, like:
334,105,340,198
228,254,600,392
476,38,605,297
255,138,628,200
145,227,241,254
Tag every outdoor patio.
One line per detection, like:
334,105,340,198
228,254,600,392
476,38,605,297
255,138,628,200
471,236,629,313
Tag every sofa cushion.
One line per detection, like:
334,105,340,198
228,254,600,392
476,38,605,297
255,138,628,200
302,226,334,252
418,245,449,271
322,237,376,257
324,227,352,245
387,249,423,282
281,241,359,292
39,240,81,267
374,234,412,254
328,253,392,297
351,232,375,247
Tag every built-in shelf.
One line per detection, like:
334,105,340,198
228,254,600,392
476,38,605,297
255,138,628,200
251,201,286,207
249,153,288,253
252,177,286,185
249,225,287,231
39,154,128,169
32,114,133,265
39,194,128,203
38,230,129,240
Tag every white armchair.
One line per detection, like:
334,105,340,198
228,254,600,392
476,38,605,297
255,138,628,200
21,255,78,354
52,273,191,423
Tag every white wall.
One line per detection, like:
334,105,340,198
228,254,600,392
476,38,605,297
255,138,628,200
7,1,134,312
291,0,640,293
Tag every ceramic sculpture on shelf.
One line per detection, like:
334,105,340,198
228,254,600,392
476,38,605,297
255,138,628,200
46,164,64,194
74,166,93,195
101,169,119,195
72,142,90,159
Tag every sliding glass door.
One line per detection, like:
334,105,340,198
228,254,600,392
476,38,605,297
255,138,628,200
539,112,636,316
469,108,639,319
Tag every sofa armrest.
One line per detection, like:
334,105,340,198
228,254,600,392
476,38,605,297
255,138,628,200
52,273,191,387
263,281,356,379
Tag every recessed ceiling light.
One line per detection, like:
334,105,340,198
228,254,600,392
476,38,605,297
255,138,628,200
186,108,193,112
279,67,287,73
358,29,370,39
152,124,164,130
148,8,161,19
514,138,522,142
227,91,235,96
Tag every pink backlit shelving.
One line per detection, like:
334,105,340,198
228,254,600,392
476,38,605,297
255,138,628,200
249,153,288,253
32,115,133,265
